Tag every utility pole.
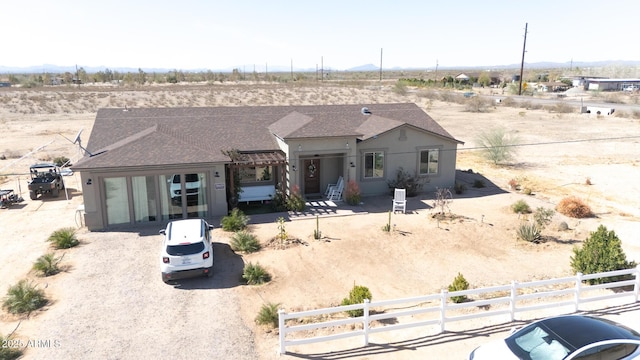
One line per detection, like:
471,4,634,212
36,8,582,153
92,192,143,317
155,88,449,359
379,48,383,82
434,59,439,84
518,22,528,96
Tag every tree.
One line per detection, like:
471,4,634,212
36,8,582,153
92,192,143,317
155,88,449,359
571,225,636,284
478,72,491,87
475,127,520,165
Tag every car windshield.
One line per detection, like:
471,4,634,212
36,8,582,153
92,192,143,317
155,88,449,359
166,242,205,256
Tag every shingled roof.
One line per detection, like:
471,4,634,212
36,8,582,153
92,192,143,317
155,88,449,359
73,103,460,170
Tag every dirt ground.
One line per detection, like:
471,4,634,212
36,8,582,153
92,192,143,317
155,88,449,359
1,83,639,359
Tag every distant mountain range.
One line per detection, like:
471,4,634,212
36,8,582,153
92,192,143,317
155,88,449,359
1,60,639,74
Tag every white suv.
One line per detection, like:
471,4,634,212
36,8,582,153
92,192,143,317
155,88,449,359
169,173,201,205
159,218,214,283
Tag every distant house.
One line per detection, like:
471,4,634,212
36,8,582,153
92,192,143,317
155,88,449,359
72,103,463,230
538,82,570,92
584,78,640,91
454,72,502,86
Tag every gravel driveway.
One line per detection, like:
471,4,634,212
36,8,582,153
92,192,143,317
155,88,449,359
21,226,258,359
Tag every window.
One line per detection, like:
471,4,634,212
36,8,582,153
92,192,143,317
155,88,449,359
240,166,272,183
419,149,439,175
364,151,384,178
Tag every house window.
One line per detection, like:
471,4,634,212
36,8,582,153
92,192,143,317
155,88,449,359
364,151,384,178
240,166,272,183
104,177,130,225
419,149,439,175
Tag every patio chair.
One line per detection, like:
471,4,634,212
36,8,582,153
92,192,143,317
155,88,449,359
324,176,343,196
327,177,344,201
392,188,406,213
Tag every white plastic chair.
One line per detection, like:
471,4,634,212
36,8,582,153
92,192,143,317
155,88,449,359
327,177,344,201
324,176,343,196
392,188,406,213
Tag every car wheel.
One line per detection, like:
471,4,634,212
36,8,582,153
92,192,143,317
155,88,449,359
29,191,37,200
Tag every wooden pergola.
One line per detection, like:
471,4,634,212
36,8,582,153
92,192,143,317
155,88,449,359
227,150,288,203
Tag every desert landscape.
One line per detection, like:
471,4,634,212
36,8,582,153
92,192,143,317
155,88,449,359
1,80,640,359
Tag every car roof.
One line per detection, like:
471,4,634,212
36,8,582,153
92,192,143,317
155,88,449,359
522,315,640,350
30,163,57,169
165,219,205,244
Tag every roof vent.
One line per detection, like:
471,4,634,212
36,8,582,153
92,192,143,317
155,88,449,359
361,107,371,115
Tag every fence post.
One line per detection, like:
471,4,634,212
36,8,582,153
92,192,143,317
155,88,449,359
439,289,447,333
510,281,517,321
363,299,370,346
575,272,583,312
635,265,640,302
278,308,286,355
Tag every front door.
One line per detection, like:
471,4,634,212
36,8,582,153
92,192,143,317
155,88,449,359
303,159,320,194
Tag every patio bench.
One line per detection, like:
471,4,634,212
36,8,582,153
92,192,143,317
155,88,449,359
238,185,276,203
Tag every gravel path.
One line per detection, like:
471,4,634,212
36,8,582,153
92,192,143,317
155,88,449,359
20,228,258,359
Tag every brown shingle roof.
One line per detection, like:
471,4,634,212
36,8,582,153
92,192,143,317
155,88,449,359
74,103,461,170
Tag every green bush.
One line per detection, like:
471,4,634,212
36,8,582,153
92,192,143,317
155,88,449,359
454,182,467,194
2,280,48,314
511,200,531,214
517,221,541,243
221,208,249,231
47,228,79,249
341,284,372,317
286,185,306,211
571,225,637,284
32,253,62,276
387,167,427,197
533,207,555,228
230,231,261,253
448,272,470,303
52,156,71,167
242,262,271,285
472,179,485,188
0,334,23,360
255,302,281,328
476,127,520,164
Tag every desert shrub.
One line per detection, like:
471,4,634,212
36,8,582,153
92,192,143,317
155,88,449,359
0,334,23,359
433,187,453,214
230,231,261,253
341,284,372,317
313,215,322,240
392,81,408,95
448,272,470,303
47,227,79,249
533,207,555,228
571,225,637,284
500,97,516,106
511,200,531,214
476,127,520,164
472,179,485,188
387,167,427,197
2,280,48,314
242,262,271,285
270,189,287,212
345,179,361,206
517,221,542,243
286,185,306,211
32,253,62,276
52,156,71,167
381,211,392,232
255,302,281,328
550,102,575,113
556,196,593,218
221,208,249,231
464,96,491,113
453,182,466,194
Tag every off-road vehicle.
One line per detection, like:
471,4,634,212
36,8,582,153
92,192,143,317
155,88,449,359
28,163,64,200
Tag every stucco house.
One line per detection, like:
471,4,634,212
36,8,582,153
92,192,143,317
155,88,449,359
72,103,463,230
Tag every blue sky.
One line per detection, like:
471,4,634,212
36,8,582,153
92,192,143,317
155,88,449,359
3,0,639,71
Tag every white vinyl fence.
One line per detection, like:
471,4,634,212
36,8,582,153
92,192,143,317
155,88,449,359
278,267,640,354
